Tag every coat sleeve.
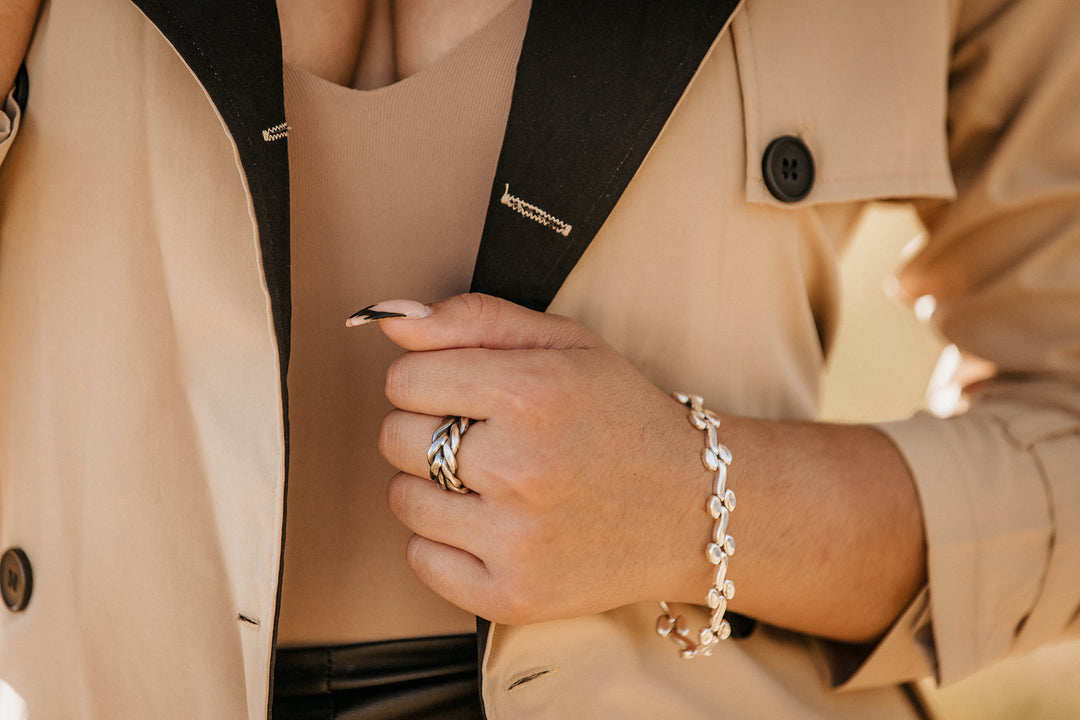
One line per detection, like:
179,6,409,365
827,0,1080,690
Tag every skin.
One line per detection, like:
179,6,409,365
0,0,39,95
277,0,516,88
377,294,927,643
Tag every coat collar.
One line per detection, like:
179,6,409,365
472,0,741,310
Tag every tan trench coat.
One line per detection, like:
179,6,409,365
1,0,1079,718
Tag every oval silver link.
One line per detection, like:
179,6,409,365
706,542,724,565
702,447,719,471
723,488,737,512
722,534,736,556
708,494,724,519
722,579,736,600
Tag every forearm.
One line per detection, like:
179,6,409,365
692,414,926,644
0,0,39,95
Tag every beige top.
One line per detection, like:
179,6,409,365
277,0,530,644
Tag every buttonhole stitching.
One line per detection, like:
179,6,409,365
262,121,290,142
500,184,572,237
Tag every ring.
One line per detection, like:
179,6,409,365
427,416,472,494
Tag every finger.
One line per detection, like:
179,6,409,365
385,345,567,420
375,293,598,352
386,472,489,556
404,534,497,620
380,412,498,494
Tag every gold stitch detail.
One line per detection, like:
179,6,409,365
500,184,572,237
262,122,290,142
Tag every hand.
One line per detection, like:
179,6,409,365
373,294,715,625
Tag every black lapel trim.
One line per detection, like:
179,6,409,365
127,3,290,718
471,0,741,311
130,0,291,379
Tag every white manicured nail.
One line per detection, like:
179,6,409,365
346,299,433,327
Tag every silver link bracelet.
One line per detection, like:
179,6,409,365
656,392,736,658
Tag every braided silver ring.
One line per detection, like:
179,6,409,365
427,416,472,494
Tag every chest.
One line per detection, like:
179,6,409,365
275,0,515,88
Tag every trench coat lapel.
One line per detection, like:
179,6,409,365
125,0,744,351
471,0,742,311
129,0,291,380
125,6,291,715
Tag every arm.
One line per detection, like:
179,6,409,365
0,0,38,167
0,0,39,94
867,0,1080,684
374,0,1080,682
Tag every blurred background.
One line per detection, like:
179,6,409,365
820,202,1080,720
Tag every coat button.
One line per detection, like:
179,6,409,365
1,547,33,613
762,135,814,202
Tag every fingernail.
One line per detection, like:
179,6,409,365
346,299,433,327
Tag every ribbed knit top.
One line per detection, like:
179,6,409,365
278,0,530,645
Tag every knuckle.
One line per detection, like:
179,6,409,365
384,353,412,404
452,292,504,340
404,534,427,573
387,475,442,530
501,356,563,424
541,314,585,350
377,415,394,461
385,473,406,515
377,412,404,466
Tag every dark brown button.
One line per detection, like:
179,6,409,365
762,135,814,202
1,547,32,613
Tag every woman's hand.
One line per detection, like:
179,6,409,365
369,293,927,641
374,293,714,625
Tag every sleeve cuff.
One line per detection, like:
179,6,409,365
815,585,936,690
873,408,1054,685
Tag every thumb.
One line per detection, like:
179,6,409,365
348,293,598,352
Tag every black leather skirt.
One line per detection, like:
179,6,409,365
272,634,483,720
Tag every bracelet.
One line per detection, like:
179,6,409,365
656,392,737,659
